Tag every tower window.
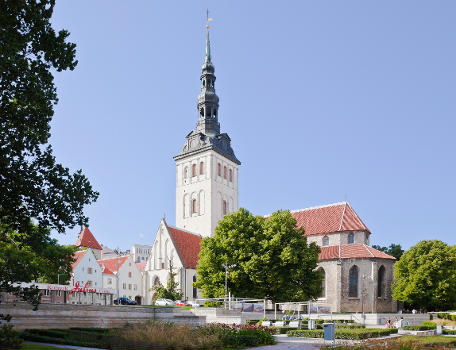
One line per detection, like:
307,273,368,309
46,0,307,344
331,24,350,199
184,167,188,179
223,200,227,215
348,232,355,244
200,162,204,175
349,265,359,298
192,199,197,214
192,164,196,177
322,236,329,246
229,169,233,182
217,163,221,176
224,166,227,179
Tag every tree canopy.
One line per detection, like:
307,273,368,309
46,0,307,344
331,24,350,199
194,208,322,303
392,240,456,311
0,0,98,306
372,243,404,260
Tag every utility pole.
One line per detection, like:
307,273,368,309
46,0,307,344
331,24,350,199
222,263,236,310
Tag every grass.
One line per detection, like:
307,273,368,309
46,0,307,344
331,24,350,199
397,335,456,345
21,344,69,350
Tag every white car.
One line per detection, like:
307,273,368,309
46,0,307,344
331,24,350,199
155,298,175,306
188,300,202,307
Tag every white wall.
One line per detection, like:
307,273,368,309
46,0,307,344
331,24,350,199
117,255,143,300
72,249,103,289
307,230,370,247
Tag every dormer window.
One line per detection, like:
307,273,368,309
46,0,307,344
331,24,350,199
348,232,355,244
322,236,329,246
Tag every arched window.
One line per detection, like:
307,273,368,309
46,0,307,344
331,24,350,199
349,265,359,298
200,108,204,118
192,164,196,177
322,236,329,246
223,200,227,215
217,163,221,176
193,275,197,298
184,167,188,179
378,266,385,298
229,169,233,182
319,268,326,298
192,199,197,214
200,161,204,175
348,232,355,244
223,166,227,179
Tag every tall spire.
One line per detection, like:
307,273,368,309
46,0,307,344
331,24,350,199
205,28,211,63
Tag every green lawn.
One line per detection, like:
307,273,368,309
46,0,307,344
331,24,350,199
397,335,456,345
22,343,69,350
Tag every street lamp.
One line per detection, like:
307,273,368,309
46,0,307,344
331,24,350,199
222,263,236,309
57,273,65,285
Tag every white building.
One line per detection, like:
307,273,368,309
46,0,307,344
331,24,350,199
131,244,152,263
98,255,143,304
71,249,103,290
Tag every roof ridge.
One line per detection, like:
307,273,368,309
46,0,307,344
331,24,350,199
364,244,375,258
338,202,348,231
289,201,348,214
167,224,203,237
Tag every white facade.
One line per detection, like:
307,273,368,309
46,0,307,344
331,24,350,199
71,249,103,289
175,150,239,237
131,244,152,263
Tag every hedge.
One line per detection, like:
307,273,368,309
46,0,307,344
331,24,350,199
436,313,456,321
270,326,300,334
421,321,437,328
402,325,436,331
287,328,397,340
443,330,456,335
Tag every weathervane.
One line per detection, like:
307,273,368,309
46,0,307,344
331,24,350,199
206,9,213,29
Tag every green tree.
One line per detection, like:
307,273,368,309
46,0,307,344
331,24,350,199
194,208,322,303
372,243,404,260
153,261,183,301
0,0,98,307
392,240,456,311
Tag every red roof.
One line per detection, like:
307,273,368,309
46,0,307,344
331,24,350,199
75,227,102,250
98,256,128,275
136,262,146,271
291,202,370,236
72,250,87,269
167,225,202,269
319,244,395,260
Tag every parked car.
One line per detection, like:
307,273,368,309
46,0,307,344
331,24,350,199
188,300,202,307
114,297,137,305
175,300,190,307
155,298,175,306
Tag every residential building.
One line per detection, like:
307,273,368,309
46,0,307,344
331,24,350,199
71,248,103,290
75,227,102,259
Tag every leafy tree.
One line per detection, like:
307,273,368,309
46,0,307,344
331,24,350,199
153,261,183,301
194,208,322,303
0,0,98,307
392,240,456,311
372,243,404,260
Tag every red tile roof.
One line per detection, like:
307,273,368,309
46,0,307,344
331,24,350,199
75,227,102,250
167,224,202,269
319,244,395,260
98,256,128,275
136,262,146,271
291,202,370,236
72,250,87,269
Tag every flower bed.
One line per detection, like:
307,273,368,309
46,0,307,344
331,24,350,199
287,328,398,340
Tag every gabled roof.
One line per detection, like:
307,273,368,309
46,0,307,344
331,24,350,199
319,244,395,260
75,227,102,250
72,250,87,269
136,262,146,271
166,224,202,269
97,256,129,275
290,202,370,236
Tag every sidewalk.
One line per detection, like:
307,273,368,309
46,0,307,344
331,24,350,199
25,341,105,350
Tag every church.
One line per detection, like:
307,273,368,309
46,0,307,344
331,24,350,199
144,27,397,313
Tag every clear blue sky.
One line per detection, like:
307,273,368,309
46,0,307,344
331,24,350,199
49,1,456,250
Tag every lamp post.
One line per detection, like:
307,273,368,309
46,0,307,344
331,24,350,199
222,263,236,309
57,273,65,285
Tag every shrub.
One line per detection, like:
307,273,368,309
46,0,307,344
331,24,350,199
0,323,23,349
246,319,260,325
335,324,365,329
288,328,397,340
204,300,223,308
270,326,299,334
443,330,456,335
437,313,452,320
421,321,437,328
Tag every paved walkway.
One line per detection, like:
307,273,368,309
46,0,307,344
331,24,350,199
249,335,340,350
25,341,104,350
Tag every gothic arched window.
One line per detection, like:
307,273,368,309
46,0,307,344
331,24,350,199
378,265,385,298
193,275,197,298
192,164,196,177
223,166,227,179
349,265,359,298
322,235,329,246
229,169,233,182
217,163,221,177
348,232,355,244
223,200,227,215
200,161,204,175
192,199,197,214
319,268,326,298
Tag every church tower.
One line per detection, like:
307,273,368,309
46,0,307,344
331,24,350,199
174,26,240,238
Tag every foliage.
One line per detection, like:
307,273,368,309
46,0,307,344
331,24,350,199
287,328,397,339
0,323,22,349
392,240,456,311
195,208,322,302
372,243,404,260
321,336,456,350
402,325,436,331
443,329,456,335
152,261,183,301
421,321,437,328
1,0,98,308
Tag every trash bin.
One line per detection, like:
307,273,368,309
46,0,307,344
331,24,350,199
323,323,335,341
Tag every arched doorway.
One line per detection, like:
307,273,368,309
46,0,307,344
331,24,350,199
135,295,142,305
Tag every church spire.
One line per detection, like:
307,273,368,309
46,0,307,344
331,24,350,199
205,26,211,63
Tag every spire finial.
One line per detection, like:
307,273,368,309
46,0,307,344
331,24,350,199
205,9,213,62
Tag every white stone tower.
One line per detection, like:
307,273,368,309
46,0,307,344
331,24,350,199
174,26,240,238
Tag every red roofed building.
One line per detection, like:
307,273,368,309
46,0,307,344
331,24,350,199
70,248,103,291
75,227,102,259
